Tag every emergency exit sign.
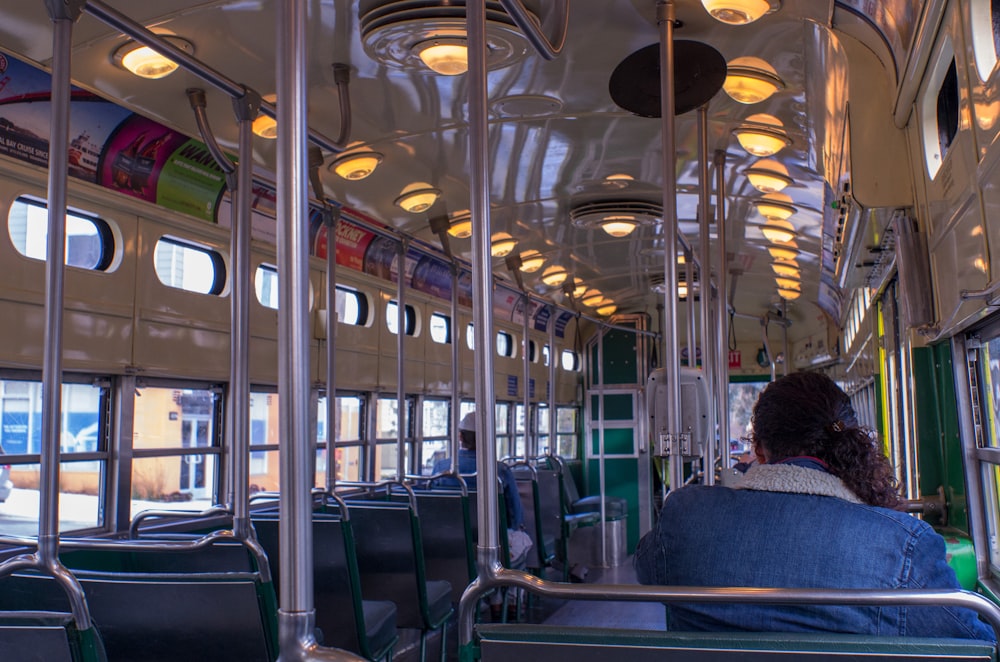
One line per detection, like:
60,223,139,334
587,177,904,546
729,350,741,368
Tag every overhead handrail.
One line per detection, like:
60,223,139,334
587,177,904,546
498,0,569,60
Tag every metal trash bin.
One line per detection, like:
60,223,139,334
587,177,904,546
593,516,627,567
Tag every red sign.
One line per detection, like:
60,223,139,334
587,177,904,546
728,350,742,368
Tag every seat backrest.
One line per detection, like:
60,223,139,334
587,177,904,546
0,570,275,662
510,465,552,569
347,500,448,630
252,515,379,657
533,468,565,545
0,611,106,662
397,490,475,603
477,625,998,662
60,539,257,574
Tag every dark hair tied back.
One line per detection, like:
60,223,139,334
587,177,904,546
751,372,900,509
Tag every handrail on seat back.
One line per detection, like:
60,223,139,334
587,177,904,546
532,456,598,580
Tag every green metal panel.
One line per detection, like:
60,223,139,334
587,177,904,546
590,393,634,421
933,343,971,534
587,457,640,549
591,328,640,385
590,427,635,455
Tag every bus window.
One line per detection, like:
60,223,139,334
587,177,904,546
561,349,581,371
375,395,413,478
556,406,579,458
8,196,115,271
336,285,369,325
386,300,418,336
497,330,516,358
248,391,279,492
429,312,450,344
421,398,450,475
153,236,226,295
729,379,768,458
254,264,279,309
317,393,365,483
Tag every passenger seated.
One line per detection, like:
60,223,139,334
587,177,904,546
634,371,995,641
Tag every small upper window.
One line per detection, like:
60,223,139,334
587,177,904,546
430,312,450,344
153,236,226,295
8,196,114,270
524,339,538,362
497,331,516,358
255,264,278,309
336,285,369,326
542,345,551,367
386,300,418,336
936,61,959,161
920,38,957,180
466,322,475,350
561,349,580,371
971,0,1000,81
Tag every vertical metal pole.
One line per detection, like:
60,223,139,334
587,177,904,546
522,294,531,459
697,105,716,485
468,0,501,560
396,239,408,478
657,0,683,492
325,216,338,491
782,299,790,377
596,328,607,565
714,150,730,467
450,266,461,462
229,96,256,538
548,306,557,456
685,248,695,368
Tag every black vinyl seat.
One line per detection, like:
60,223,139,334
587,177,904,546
0,610,107,662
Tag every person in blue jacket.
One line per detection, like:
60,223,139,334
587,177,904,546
635,371,995,641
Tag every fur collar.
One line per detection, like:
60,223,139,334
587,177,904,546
738,463,862,504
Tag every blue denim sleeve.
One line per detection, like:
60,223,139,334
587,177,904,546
906,526,997,642
497,462,525,530
634,520,667,585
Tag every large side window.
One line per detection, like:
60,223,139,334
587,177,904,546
8,196,115,270
375,395,413,478
420,398,450,475
317,392,365,484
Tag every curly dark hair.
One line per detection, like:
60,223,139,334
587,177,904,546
750,372,901,509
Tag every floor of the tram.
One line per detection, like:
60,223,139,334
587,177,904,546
395,555,666,662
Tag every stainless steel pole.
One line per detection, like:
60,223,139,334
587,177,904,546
697,106,716,485
396,239,408,478
714,150,730,467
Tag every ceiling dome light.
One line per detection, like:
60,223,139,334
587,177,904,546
745,159,793,193
777,286,801,300
603,173,634,189
415,38,468,75
597,302,618,316
114,37,194,79
490,232,517,257
571,280,587,299
330,150,383,180
767,244,798,261
734,113,791,157
394,184,441,213
581,289,604,307
760,220,797,244
600,215,639,237
753,192,797,221
701,0,771,24
541,265,568,286
724,56,784,103
251,94,278,139
771,260,800,278
774,276,801,291
447,211,472,238
518,249,545,273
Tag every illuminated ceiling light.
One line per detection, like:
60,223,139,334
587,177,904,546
775,276,801,291
771,260,800,278
745,159,793,193
360,4,534,74
541,265,568,286
777,286,801,300
768,244,798,261
760,220,797,244
251,93,278,139
415,38,468,75
518,249,545,273
599,215,639,237
447,211,472,238
394,184,441,213
678,283,689,299
570,279,587,299
701,0,771,24
753,192,797,222
733,113,791,156
581,289,604,307
603,173,634,189
329,150,383,180
724,56,785,103
490,232,517,257
597,302,618,316
114,37,193,79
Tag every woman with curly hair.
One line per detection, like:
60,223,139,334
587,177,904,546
634,371,994,641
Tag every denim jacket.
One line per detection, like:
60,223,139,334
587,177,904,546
634,461,995,641
431,449,525,530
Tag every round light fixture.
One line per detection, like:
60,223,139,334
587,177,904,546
597,302,618,316
774,276,801,291
603,173,634,189
490,232,517,257
767,244,798,261
330,151,383,180
760,220,797,244
570,279,587,299
541,265,568,286
771,260,800,278
745,159,793,193
415,38,468,75
114,36,194,79
733,113,791,157
777,286,801,300
518,249,545,273
581,289,604,307
753,193,797,221
252,94,278,139
447,211,472,238
701,0,771,24
394,184,441,213
600,215,639,237
724,56,784,103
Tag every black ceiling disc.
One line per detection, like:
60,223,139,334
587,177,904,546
609,41,728,118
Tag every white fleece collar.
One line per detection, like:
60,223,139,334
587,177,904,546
738,463,863,504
